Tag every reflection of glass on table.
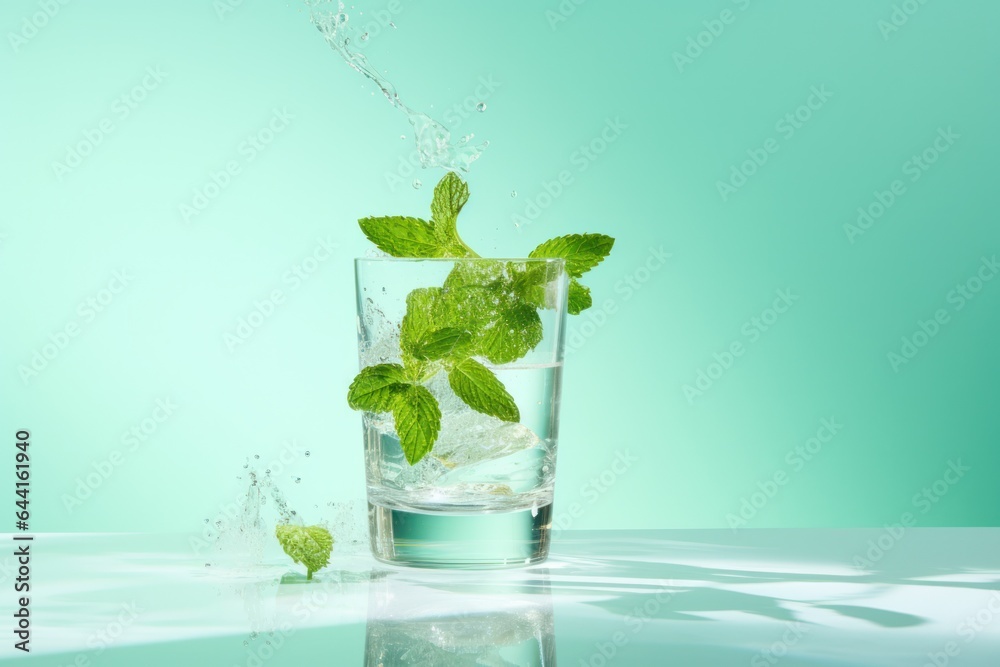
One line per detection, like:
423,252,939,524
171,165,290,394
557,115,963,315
364,568,556,666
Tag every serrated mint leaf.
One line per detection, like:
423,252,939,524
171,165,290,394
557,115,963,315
275,524,334,580
359,216,444,258
348,363,407,411
413,327,474,361
393,384,442,465
512,261,564,310
400,287,445,356
568,279,592,315
529,233,615,278
448,358,520,422
480,303,544,364
443,257,509,292
430,172,470,247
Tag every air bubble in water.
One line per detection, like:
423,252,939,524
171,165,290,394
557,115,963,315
511,190,517,198
412,179,422,189
476,102,487,112
305,451,311,457
360,32,369,41
254,454,260,460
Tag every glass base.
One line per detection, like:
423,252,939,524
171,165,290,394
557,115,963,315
367,501,552,569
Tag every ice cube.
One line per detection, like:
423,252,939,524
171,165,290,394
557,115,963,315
359,298,402,367
431,410,540,469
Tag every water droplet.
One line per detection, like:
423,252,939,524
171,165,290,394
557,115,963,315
476,102,487,112
360,32,369,41
412,179,422,189
511,190,517,198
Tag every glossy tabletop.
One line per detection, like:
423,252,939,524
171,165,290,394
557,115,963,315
3,529,999,666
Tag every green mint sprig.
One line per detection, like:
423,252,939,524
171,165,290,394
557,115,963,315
350,173,614,465
275,524,334,580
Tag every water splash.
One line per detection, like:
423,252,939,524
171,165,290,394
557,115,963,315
307,0,488,172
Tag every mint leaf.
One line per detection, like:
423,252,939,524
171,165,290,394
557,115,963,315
400,287,445,356
413,327,474,361
529,234,615,278
430,172,471,251
359,216,443,258
348,363,407,411
275,524,333,580
443,257,506,291
568,279,592,315
511,261,563,310
392,384,442,465
480,303,543,364
448,358,519,422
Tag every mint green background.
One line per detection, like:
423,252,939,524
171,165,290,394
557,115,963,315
1,0,997,532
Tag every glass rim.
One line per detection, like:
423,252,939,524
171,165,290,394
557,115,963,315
354,256,566,265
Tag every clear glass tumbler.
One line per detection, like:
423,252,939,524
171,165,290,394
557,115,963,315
354,257,568,568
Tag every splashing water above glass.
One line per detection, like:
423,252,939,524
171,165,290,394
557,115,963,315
307,0,488,173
